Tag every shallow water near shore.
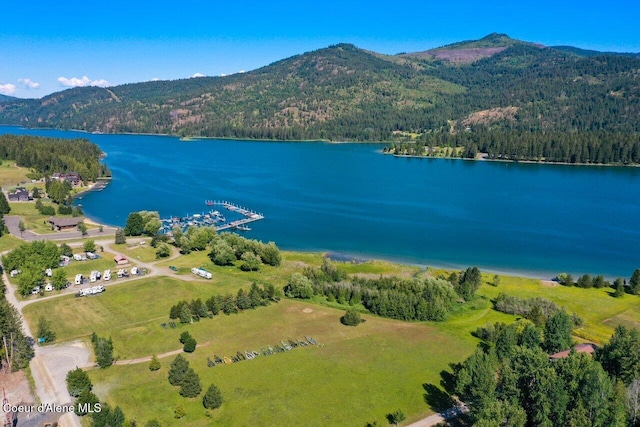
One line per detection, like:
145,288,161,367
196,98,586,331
2,125,640,278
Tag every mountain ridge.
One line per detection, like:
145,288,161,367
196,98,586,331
1,34,639,142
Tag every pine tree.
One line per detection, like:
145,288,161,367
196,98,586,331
179,368,202,397
179,303,192,324
0,191,10,214
629,269,640,294
66,367,92,397
114,227,126,244
203,383,223,409
168,354,189,386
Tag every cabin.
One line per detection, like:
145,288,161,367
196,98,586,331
549,343,598,360
7,187,30,202
114,255,128,265
48,217,83,231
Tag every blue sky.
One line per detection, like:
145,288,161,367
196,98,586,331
1,0,638,98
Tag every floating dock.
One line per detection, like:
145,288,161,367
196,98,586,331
160,201,264,234
207,201,265,232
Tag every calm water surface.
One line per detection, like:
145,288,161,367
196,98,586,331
2,126,639,278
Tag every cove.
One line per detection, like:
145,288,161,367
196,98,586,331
2,126,639,279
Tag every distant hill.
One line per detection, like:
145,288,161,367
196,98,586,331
551,45,640,58
1,34,639,145
0,94,17,104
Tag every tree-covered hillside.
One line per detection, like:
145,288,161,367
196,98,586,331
1,34,639,157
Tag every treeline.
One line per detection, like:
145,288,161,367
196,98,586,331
0,276,34,371
0,134,110,180
285,259,483,321
169,282,280,321
493,293,583,328
384,129,640,165
454,319,640,426
556,269,640,297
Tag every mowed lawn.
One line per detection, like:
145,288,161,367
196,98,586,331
88,299,476,427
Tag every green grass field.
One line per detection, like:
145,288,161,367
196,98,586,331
87,299,476,427
111,241,160,263
0,161,32,188
20,254,640,426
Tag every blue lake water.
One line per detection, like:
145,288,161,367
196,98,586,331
2,125,640,279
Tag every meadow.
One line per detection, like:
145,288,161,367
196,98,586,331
20,251,640,426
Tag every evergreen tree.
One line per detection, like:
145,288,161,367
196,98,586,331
179,368,202,397
124,212,144,236
75,388,100,416
0,191,10,214
168,355,189,386
37,316,56,342
66,367,92,397
183,337,197,353
179,303,192,323
543,310,574,353
114,227,126,244
629,269,640,295
203,383,223,409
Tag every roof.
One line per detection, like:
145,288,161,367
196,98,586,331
114,255,128,262
48,217,83,227
549,343,598,359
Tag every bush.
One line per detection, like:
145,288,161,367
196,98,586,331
173,404,186,419
284,273,314,299
340,308,362,326
240,251,261,271
155,242,171,258
183,337,197,353
149,354,161,371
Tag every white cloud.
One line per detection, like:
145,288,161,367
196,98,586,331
0,83,17,95
57,76,110,88
152,78,160,81
18,78,40,89
190,73,206,78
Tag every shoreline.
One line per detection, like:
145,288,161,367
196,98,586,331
384,151,640,168
4,124,638,167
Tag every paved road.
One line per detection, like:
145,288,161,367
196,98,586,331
4,215,117,241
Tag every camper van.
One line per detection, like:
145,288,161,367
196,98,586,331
103,269,111,281
74,274,83,285
45,283,54,292
191,267,213,280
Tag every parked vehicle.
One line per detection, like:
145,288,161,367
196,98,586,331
191,267,212,279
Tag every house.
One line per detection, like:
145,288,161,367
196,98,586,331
48,217,83,231
114,255,128,265
7,187,30,202
51,171,82,186
549,343,598,360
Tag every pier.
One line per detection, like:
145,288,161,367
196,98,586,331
160,201,264,234
208,201,265,232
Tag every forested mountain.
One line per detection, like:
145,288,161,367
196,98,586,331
0,94,17,104
1,33,639,157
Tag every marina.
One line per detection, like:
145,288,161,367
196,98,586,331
160,201,265,234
